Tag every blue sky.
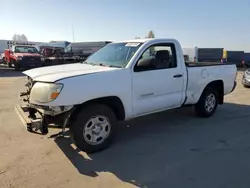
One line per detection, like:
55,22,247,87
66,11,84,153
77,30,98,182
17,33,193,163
0,0,249,51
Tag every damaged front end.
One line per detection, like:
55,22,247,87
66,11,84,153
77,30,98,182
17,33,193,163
15,76,74,135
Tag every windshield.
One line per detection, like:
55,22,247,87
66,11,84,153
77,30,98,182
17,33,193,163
84,42,142,67
14,46,39,53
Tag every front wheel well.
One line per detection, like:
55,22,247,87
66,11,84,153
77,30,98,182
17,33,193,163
69,96,126,124
202,80,224,104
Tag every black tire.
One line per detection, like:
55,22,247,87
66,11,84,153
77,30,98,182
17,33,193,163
2,58,6,64
243,85,250,88
70,103,117,153
40,125,49,134
7,61,12,68
14,62,20,71
195,86,218,118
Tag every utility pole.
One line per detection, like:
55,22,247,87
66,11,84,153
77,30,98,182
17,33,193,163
72,24,75,42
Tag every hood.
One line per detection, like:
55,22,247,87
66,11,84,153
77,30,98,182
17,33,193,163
15,53,41,57
23,63,118,82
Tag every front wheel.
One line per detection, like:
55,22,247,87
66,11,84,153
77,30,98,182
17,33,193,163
7,61,12,68
195,87,218,118
14,62,20,71
70,104,117,153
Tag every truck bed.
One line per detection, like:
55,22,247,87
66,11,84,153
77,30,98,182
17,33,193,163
185,63,237,105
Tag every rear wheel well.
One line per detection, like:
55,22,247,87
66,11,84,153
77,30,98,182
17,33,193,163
69,96,125,124
203,80,224,104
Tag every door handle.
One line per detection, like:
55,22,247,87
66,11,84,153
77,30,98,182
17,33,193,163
173,74,183,78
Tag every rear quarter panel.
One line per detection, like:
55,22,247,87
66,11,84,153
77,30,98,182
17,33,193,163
185,65,237,104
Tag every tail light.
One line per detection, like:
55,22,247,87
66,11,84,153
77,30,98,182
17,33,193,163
242,60,245,64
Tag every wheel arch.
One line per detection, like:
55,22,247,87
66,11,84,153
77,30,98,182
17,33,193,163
69,96,126,125
200,80,224,104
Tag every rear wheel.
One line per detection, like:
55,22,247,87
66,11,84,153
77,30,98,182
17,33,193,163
195,87,218,118
70,104,117,153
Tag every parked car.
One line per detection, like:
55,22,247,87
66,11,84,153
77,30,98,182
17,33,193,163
242,68,250,88
15,38,237,153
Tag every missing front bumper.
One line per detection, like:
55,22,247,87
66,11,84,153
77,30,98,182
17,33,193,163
15,103,74,135
14,105,48,134
17,78,74,135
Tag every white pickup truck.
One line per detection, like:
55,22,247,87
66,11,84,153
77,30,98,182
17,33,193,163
15,38,237,153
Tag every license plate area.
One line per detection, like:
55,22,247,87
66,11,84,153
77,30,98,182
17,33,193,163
14,105,43,131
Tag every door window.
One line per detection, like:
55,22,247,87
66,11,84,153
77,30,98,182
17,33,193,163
134,43,177,72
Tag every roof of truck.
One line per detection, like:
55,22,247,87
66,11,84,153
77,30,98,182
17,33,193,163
114,38,154,43
114,38,178,44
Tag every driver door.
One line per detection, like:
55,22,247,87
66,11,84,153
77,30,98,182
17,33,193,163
132,43,185,116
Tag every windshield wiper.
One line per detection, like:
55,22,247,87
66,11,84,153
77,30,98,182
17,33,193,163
81,61,122,68
98,63,122,68
81,61,89,64
108,65,122,68
81,61,96,66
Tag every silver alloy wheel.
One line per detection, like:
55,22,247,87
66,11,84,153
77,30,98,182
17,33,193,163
83,115,111,145
205,93,216,112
